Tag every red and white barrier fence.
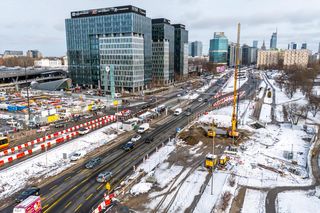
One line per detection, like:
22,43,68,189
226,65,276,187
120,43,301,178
0,115,116,157
92,193,115,213
0,115,116,167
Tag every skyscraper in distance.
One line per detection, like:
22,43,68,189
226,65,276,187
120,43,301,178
209,32,228,64
261,40,266,50
270,30,277,49
253,40,258,48
301,43,307,49
318,42,320,53
190,41,203,57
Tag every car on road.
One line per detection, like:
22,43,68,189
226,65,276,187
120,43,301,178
177,93,181,97
96,171,113,183
185,108,192,116
145,137,154,143
204,98,208,102
198,98,203,102
78,127,90,135
70,151,83,161
122,141,135,151
15,187,40,203
131,135,142,142
85,157,102,169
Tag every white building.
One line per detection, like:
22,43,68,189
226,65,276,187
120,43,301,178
257,50,279,68
34,58,62,68
283,49,311,68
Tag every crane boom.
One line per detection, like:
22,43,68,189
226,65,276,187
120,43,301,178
229,23,241,137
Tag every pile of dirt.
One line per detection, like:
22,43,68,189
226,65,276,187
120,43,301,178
179,126,207,146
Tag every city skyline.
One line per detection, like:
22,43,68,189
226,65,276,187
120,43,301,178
0,0,319,56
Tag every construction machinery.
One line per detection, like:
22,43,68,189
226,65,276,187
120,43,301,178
228,23,241,138
205,154,218,168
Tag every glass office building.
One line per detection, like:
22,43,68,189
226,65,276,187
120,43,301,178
65,5,152,92
209,32,228,64
173,24,189,78
152,18,175,85
270,32,277,49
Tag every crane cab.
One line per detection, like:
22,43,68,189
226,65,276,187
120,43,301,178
205,154,217,168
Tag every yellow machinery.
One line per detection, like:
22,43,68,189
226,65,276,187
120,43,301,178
228,23,241,138
0,137,9,150
207,130,216,137
205,154,217,168
219,155,228,165
267,91,272,98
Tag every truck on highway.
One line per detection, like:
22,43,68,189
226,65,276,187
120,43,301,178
137,123,150,133
13,196,42,213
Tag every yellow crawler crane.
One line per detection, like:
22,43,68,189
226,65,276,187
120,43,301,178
229,23,241,138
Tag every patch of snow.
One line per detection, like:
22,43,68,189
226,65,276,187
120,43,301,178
277,190,320,213
130,182,153,195
241,189,267,213
260,104,272,123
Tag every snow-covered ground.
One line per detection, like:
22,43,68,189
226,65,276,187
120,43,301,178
241,189,267,213
0,122,122,199
194,173,229,213
198,100,251,128
223,74,248,93
260,104,272,123
181,93,200,100
277,189,320,213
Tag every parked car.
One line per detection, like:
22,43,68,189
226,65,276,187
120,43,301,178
145,137,154,143
96,171,113,183
85,157,102,169
78,127,90,135
54,121,66,128
198,98,203,102
131,135,141,142
122,141,135,151
70,151,83,161
36,126,50,133
15,187,40,203
84,114,93,119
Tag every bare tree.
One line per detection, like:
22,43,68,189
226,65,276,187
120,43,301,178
287,103,308,125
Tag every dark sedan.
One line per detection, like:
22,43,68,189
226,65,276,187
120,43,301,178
15,187,40,203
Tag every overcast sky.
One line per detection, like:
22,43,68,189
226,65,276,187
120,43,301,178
0,0,319,56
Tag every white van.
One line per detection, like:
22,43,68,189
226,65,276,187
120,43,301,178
137,123,150,133
174,108,182,115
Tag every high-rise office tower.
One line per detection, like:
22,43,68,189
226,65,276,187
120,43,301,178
318,42,320,53
173,24,189,78
270,31,277,49
189,41,203,57
242,44,252,65
292,42,297,50
301,43,307,49
209,32,228,64
253,40,258,48
151,18,175,85
65,5,152,92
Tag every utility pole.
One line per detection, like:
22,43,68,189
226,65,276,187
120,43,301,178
24,61,31,129
211,123,215,195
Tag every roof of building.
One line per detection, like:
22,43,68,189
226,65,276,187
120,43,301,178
31,78,72,91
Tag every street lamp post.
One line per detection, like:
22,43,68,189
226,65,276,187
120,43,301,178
211,123,216,195
24,63,31,128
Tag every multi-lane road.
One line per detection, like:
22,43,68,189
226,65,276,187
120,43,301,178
1,72,243,213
